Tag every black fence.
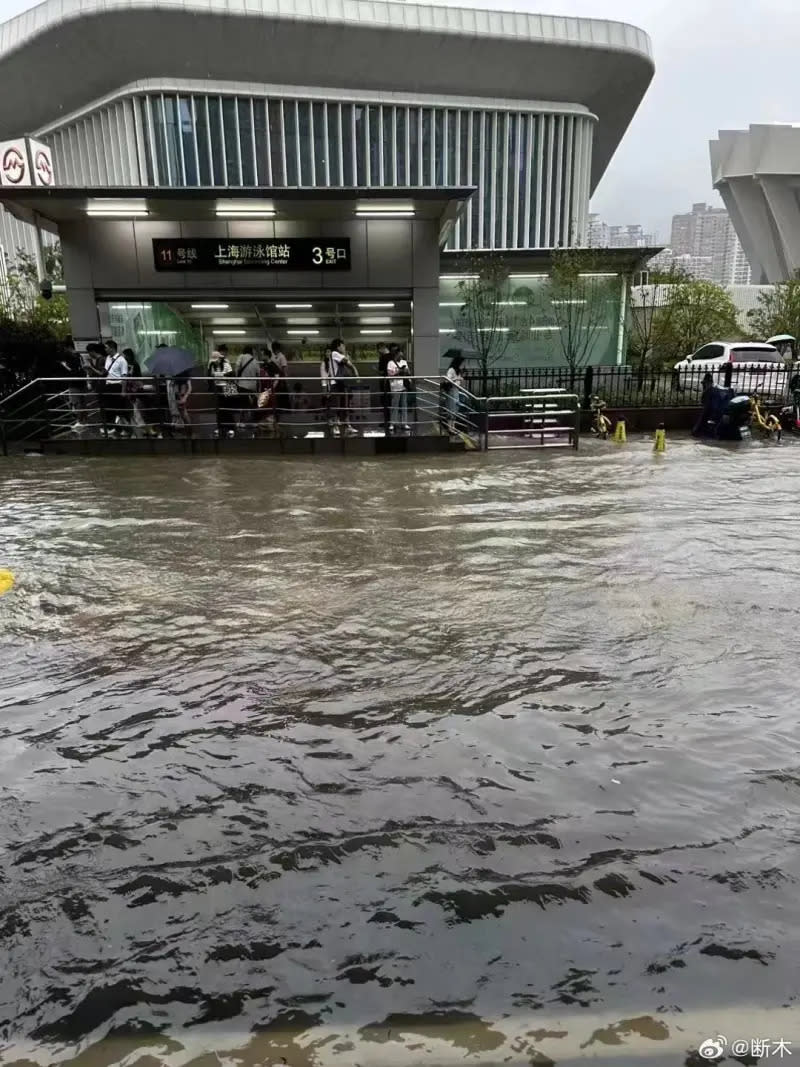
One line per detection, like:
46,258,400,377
463,364,794,409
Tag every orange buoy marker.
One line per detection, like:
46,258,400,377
653,424,666,453
0,570,15,595
613,418,627,444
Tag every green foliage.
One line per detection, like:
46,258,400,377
452,254,532,388
544,249,617,373
1,243,70,341
746,273,800,342
627,264,692,377
650,280,741,369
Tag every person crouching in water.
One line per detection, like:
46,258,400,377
387,348,410,434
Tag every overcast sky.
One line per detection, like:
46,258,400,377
0,0,797,240
432,0,800,241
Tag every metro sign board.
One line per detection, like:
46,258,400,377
153,237,351,271
0,137,55,186
28,139,54,187
0,139,29,186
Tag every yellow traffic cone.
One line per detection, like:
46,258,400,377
0,569,15,595
613,418,627,443
653,424,666,453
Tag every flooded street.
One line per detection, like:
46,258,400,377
1,439,799,1066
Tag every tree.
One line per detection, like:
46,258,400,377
543,249,617,379
1,243,70,339
747,273,800,342
650,280,741,369
451,255,532,393
627,265,690,380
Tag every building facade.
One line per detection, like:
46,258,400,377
0,0,654,367
711,123,800,283
667,201,751,286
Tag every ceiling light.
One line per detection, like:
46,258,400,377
111,303,151,310
286,317,319,325
191,303,229,309
439,328,456,334
530,326,561,331
510,273,546,279
138,329,177,335
213,329,246,335
275,303,313,309
360,317,391,325
478,327,509,332
86,199,148,218
357,210,414,218
439,302,464,307
360,329,391,335
356,203,414,213
287,329,319,335
579,272,617,278
440,274,478,280
358,302,395,308
211,318,248,325
498,300,527,306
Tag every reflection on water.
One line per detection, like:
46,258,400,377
1,438,799,1066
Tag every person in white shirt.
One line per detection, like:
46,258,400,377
102,339,131,434
387,348,410,434
104,340,129,380
444,352,465,433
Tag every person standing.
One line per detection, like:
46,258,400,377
321,339,357,436
104,340,130,435
377,343,392,429
235,345,260,431
270,342,290,422
209,345,237,437
444,352,465,433
387,348,410,434
58,338,86,428
332,338,358,436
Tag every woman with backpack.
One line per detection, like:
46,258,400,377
321,339,358,436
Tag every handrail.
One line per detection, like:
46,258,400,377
0,373,485,449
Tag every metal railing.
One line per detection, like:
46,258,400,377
465,364,795,409
0,374,485,450
485,388,580,450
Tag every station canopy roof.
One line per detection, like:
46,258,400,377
0,185,474,244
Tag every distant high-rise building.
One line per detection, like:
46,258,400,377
668,202,752,285
587,214,654,248
587,213,610,248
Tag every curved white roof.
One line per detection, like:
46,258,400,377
0,0,654,188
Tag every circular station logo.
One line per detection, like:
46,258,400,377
34,149,53,186
2,146,25,184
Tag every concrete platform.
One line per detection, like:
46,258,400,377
16,434,469,458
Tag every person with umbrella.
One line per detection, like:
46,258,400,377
143,344,197,436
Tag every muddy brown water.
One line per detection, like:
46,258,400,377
1,438,798,1066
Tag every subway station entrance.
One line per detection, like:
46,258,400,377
0,186,581,456
0,186,471,377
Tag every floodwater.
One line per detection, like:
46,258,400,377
1,438,799,1067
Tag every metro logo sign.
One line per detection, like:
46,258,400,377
0,140,29,186
0,137,55,187
30,141,54,186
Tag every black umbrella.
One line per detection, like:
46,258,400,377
144,346,196,377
